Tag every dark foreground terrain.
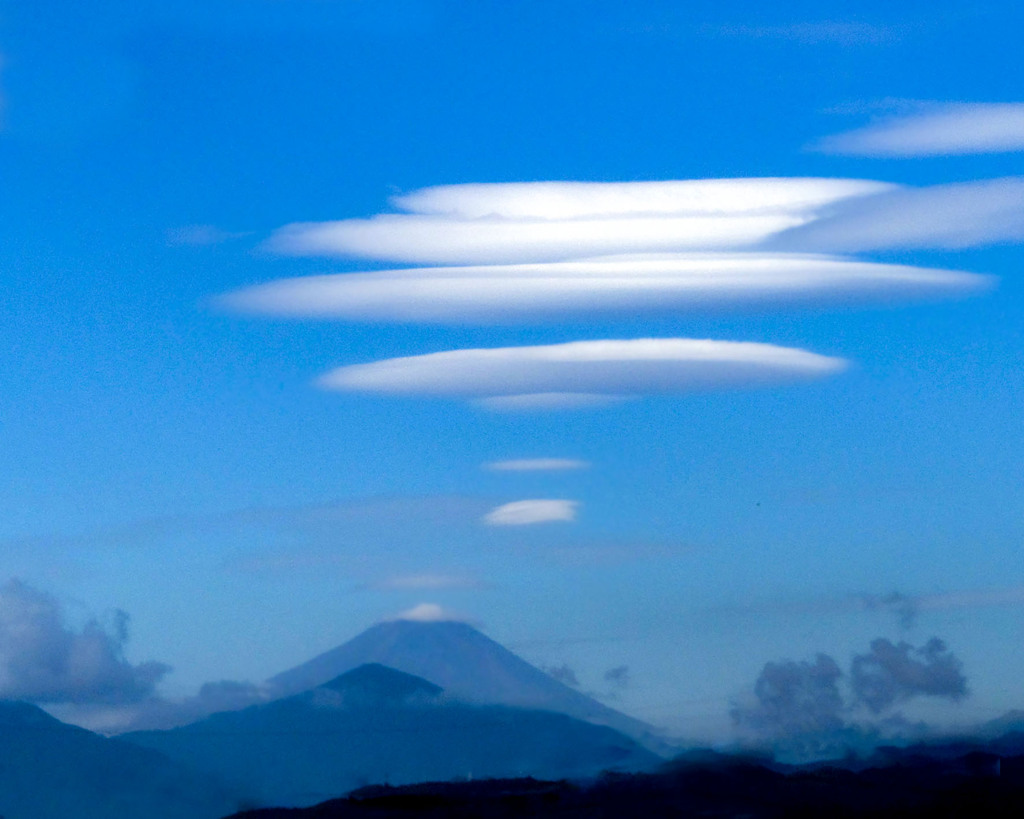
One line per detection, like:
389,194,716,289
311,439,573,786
228,752,1024,819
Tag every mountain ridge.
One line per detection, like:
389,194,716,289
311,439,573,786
124,662,661,809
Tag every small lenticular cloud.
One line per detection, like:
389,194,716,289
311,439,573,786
485,458,590,472
483,499,579,526
390,603,460,622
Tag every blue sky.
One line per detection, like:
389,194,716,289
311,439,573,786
2,0,1024,743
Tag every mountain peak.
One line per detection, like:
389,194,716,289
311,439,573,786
267,618,660,749
316,663,443,706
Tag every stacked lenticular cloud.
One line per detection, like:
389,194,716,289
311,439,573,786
222,178,991,408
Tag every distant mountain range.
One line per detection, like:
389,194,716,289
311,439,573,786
266,619,662,748
124,663,661,809
0,701,241,819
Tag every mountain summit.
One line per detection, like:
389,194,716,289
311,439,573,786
267,618,659,747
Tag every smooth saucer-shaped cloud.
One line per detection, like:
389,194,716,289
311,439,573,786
265,178,895,265
391,178,895,219
483,499,579,526
815,102,1024,157
220,253,988,323
316,338,846,408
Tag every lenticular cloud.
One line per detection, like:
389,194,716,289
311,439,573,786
266,178,894,265
233,177,992,326
391,178,894,220
222,253,987,323
226,176,993,409
814,102,1024,157
316,338,846,408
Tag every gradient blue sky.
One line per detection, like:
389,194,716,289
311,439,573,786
2,0,1023,741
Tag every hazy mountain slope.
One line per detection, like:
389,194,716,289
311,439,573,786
124,663,660,810
0,701,242,819
266,620,658,745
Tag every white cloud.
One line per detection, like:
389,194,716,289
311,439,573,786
483,499,579,526
484,458,590,471
267,213,812,265
774,177,1024,251
316,338,847,407
0,579,169,705
815,102,1024,157
389,603,462,622
220,253,988,323
264,178,894,265
392,178,893,220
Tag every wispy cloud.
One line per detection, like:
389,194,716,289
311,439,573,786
483,499,579,526
715,585,1024,623
815,102,1024,157
316,338,846,408
476,393,630,411
363,574,488,591
773,177,1024,251
220,253,986,324
166,224,250,246
484,458,590,472
718,21,899,46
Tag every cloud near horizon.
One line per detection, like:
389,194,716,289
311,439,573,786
483,499,579,526
316,338,847,408
815,102,1024,156
0,579,170,705
732,636,969,759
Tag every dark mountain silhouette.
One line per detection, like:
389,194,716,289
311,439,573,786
0,700,242,819
266,619,662,749
225,751,1024,819
124,663,660,810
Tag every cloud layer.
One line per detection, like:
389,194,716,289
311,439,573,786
816,102,1024,157
266,178,893,265
0,579,169,705
222,253,987,323
317,338,847,407
773,177,1024,252
483,499,579,526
